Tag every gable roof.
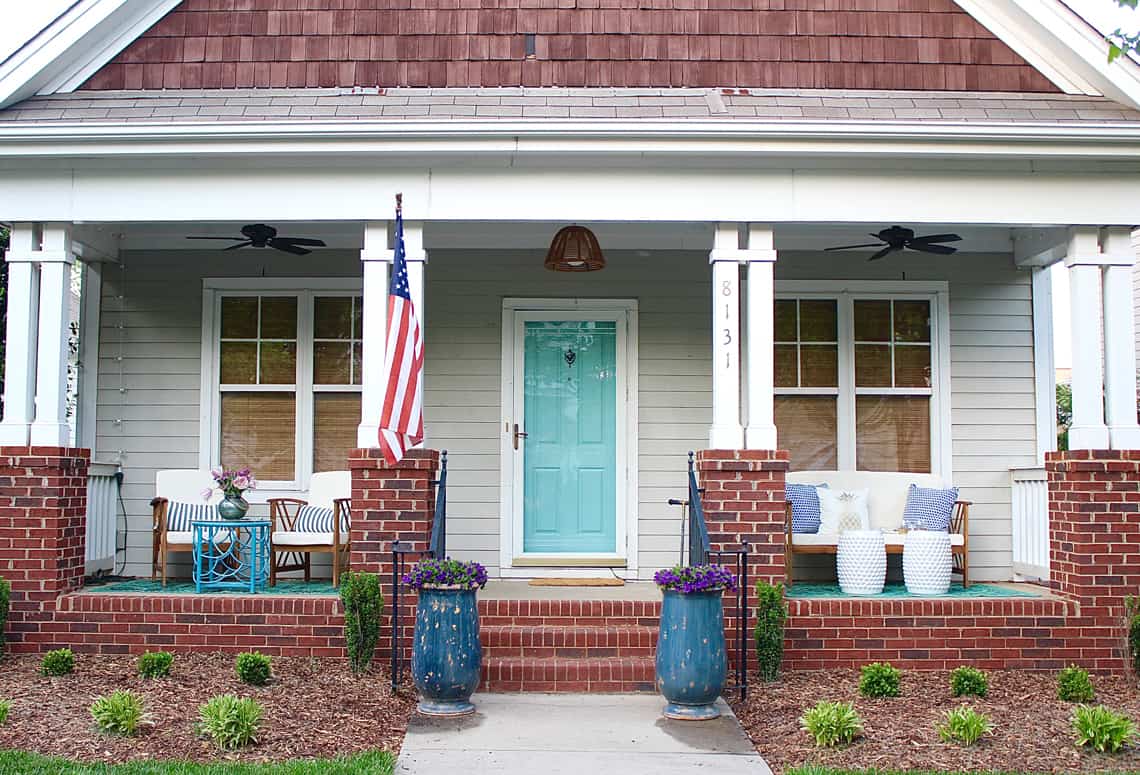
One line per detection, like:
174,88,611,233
2,0,1140,110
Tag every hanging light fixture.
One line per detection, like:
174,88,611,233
544,225,606,272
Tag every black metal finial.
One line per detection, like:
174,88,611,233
687,450,695,471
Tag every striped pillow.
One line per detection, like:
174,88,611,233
293,505,350,534
786,483,828,534
902,484,959,532
166,501,219,532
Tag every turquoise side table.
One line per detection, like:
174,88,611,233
191,519,271,594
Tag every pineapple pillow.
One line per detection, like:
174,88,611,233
817,488,871,535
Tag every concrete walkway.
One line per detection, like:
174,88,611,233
395,693,772,774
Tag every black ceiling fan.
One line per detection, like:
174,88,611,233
825,225,962,261
186,224,326,255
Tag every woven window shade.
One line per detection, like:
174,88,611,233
856,396,930,473
221,392,296,480
314,393,361,473
775,396,838,471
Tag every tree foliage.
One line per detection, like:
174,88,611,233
1056,382,1072,452
1108,0,1140,62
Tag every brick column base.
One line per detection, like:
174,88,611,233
0,446,90,651
348,447,440,661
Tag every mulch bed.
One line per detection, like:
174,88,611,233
0,653,416,764
731,669,1140,774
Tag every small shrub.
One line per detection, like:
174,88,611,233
938,705,992,746
800,701,863,748
90,690,144,737
754,580,786,682
1127,595,1140,676
235,652,271,686
137,651,174,679
1058,665,1095,703
40,648,74,677
0,577,9,653
859,662,901,698
340,571,384,676
950,666,988,698
1072,705,1137,753
197,695,262,750
0,699,10,725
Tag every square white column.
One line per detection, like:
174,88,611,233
356,221,392,448
744,224,778,450
1065,227,1110,450
29,226,76,447
1100,228,1140,449
709,223,744,449
0,226,41,446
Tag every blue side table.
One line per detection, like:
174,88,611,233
192,519,271,594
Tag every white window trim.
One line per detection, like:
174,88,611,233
199,278,363,498
775,280,952,482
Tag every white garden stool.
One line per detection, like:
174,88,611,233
836,530,886,596
903,530,953,595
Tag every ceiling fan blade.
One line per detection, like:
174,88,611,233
825,242,885,251
222,241,253,251
187,236,246,241
908,243,957,255
909,233,962,245
272,242,311,256
867,245,897,262
273,237,326,247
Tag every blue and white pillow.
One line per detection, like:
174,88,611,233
786,483,828,534
165,501,219,532
902,484,959,532
293,504,350,534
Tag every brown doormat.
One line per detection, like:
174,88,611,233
528,578,625,587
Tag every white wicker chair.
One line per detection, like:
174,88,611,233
267,471,352,587
151,470,224,586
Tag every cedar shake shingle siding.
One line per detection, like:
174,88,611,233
79,0,1059,93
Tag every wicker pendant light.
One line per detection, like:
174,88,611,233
545,225,606,272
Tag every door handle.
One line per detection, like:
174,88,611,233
513,423,528,450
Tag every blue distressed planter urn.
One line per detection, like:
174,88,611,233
655,588,727,720
411,586,482,716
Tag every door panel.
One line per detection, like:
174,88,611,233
522,320,617,553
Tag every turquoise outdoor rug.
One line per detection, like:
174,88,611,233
786,582,1041,599
80,578,339,596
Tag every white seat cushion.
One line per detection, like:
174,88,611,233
272,531,346,547
791,532,963,548
166,530,231,545
786,471,950,531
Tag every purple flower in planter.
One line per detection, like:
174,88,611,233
653,564,737,594
403,558,489,590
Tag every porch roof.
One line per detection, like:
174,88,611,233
2,87,1139,126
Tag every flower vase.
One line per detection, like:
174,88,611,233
218,494,249,520
411,586,481,716
655,588,727,720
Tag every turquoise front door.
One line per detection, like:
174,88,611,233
522,320,618,554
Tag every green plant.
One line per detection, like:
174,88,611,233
0,699,9,725
1056,382,1072,451
799,701,863,748
937,705,992,746
1058,665,1095,702
1072,704,1137,753
754,580,786,682
197,695,262,750
40,648,74,677
90,690,144,737
1125,595,1140,676
859,661,901,698
949,666,988,698
137,650,174,679
340,571,384,676
0,577,9,653
235,652,271,686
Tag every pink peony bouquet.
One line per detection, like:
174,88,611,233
202,466,258,501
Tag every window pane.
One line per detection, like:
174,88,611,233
893,300,931,343
315,297,353,340
775,300,797,342
314,342,352,384
895,345,931,388
855,344,891,387
854,300,891,342
353,297,363,339
259,342,297,384
856,396,930,473
314,393,362,473
799,300,837,342
220,297,258,339
221,392,296,481
260,297,298,339
219,342,257,384
352,343,362,385
775,396,838,470
775,345,798,388
800,345,838,387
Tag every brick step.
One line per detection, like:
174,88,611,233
478,598,661,627
481,655,657,693
480,624,658,658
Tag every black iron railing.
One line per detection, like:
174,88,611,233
389,450,447,692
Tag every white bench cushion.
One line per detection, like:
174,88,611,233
786,471,949,531
272,531,346,547
791,532,963,548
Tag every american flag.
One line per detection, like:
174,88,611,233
378,198,424,464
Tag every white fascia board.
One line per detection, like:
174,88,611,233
0,0,179,109
956,0,1140,109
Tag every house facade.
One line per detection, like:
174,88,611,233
2,0,1140,592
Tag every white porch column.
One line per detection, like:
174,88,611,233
356,221,393,448
402,220,427,445
1065,227,1110,450
744,224,778,449
709,223,744,449
0,225,41,446
1101,227,1140,448
29,225,76,447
